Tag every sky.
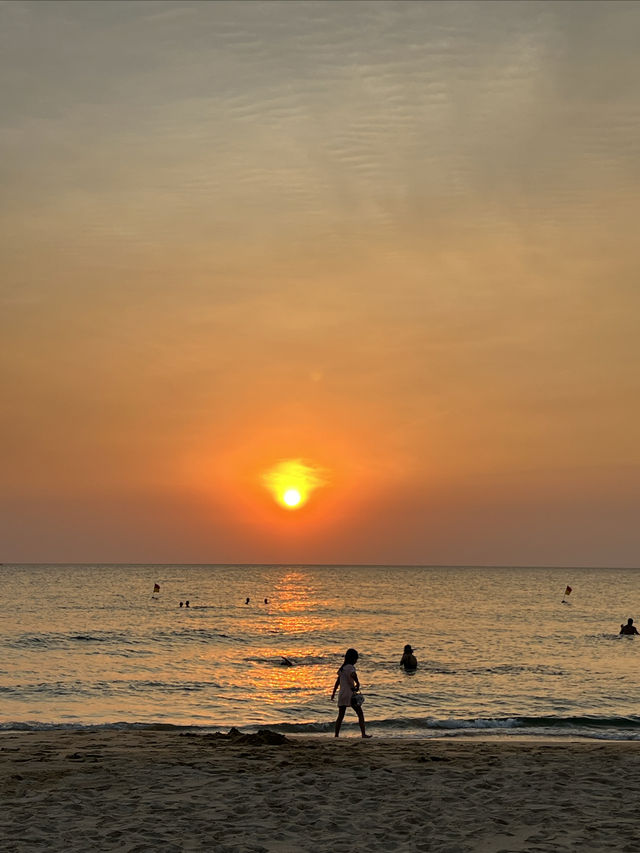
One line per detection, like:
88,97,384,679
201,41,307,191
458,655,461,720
2,0,640,566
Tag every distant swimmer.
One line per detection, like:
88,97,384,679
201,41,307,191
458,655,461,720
281,657,294,666
179,601,183,608
620,618,639,635
185,600,190,608
264,598,269,604
245,597,250,605
400,644,417,670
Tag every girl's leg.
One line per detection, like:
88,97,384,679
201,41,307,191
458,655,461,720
354,704,371,738
334,705,347,737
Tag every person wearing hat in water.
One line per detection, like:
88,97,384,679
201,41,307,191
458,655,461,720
400,644,417,670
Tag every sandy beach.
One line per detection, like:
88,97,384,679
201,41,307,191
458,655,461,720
1,730,638,852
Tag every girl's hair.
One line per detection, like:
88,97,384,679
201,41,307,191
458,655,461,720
339,648,359,671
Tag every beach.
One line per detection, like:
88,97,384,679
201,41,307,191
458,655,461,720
2,730,638,852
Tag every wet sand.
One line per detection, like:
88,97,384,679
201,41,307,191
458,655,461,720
1,729,638,852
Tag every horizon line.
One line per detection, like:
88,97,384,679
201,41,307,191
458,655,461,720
3,562,639,571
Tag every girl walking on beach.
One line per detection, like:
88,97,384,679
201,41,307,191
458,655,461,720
331,648,371,738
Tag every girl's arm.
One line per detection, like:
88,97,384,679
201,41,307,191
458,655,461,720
331,676,340,699
351,671,360,691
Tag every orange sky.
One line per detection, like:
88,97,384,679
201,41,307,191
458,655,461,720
2,1,640,565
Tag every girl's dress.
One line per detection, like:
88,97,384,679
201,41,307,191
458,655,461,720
337,663,356,706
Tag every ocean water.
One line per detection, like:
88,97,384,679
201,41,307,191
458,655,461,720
2,564,640,740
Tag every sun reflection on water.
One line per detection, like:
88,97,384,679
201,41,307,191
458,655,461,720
244,647,328,706
237,570,337,707
235,570,337,637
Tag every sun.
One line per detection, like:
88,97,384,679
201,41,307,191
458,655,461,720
262,459,327,510
283,489,302,507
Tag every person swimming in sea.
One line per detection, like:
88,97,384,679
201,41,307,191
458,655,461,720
400,644,417,670
620,618,639,635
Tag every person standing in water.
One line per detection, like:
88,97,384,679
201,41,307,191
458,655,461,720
331,648,371,738
400,644,417,670
620,618,639,635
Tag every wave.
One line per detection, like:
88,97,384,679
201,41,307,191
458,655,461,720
4,714,640,738
6,631,146,649
4,628,240,650
244,654,331,666
0,679,222,697
0,721,198,732
464,664,567,677
268,713,640,735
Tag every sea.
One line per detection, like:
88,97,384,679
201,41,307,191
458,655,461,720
2,563,640,740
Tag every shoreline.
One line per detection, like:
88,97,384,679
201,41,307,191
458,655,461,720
3,730,640,851
2,721,637,744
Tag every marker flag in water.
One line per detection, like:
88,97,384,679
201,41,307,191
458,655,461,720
153,583,160,593
564,586,572,597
